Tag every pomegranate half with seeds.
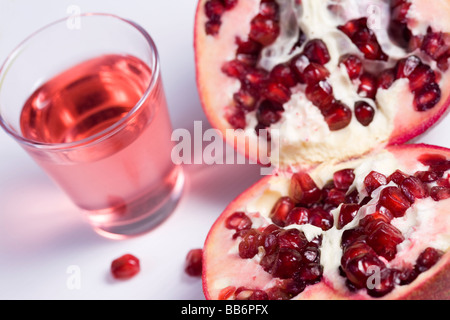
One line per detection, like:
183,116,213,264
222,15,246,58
194,0,450,166
202,144,450,300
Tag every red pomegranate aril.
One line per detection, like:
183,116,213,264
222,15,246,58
367,268,396,298
289,172,322,205
308,207,334,231
222,0,238,9
358,72,378,99
345,188,360,204
414,170,440,183
343,253,386,289
421,28,450,61
367,221,404,261
221,59,248,79
303,63,330,85
285,207,310,226
249,14,280,46
256,99,283,127
305,80,334,108
270,196,295,227
218,286,236,300
205,20,222,36
324,188,347,207
111,254,140,280
359,209,394,231
437,176,450,187
236,37,262,55
278,228,308,251
204,0,225,20
396,55,421,79
338,17,367,38
364,171,387,195
295,263,323,283
415,247,444,273
391,0,411,23
338,204,360,230
354,101,375,127
225,211,252,231
414,82,441,112
227,110,246,129
259,1,280,20
290,54,309,83
377,68,396,89
233,89,257,112
430,186,450,201
272,248,303,279
303,39,331,65
387,169,409,185
408,63,436,93
341,241,377,269
333,169,355,190
236,287,269,300
185,249,203,277
263,81,291,104
379,186,411,218
302,245,320,263
400,176,429,203
339,54,363,80
243,68,269,89
322,101,352,131
270,63,298,88
341,229,367,250
239,229,262,259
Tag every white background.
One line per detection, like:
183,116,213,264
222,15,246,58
0,0,448,300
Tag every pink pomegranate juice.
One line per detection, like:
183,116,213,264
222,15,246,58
19,54,180,230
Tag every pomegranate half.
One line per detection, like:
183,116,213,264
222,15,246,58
202,144,450,300
194,0,450,167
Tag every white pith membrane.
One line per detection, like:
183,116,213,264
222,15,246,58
195,0,450,167
203,147,450,299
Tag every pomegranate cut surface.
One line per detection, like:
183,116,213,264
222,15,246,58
195,0,450,167
202,145,450,300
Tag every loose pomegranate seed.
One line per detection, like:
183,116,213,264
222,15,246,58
308,207,334,231
378,186,411,218
270,63,298,88
415,247,444,273
387,169,409,185
408,63,436,93
339,54,363,80
185,249,203,277
303,39,331,65
305,80,334,109
277,228,308,251
262,81,291,104
321,100,352,131
239,229,263,259
111,254,140,280
225,211,252,231
289,172,322,205
285,207,310,225
249,14,280,46
233,88,257,112
358,72,378,99
400,176,429,203
204,0,225,20
227,109,246,129
377,68,396,89
333,169,355,190
364,171,387,195
414,82,441,111
270,196,295,227
430,186,450,201
303,63,330,85
367,221,404,261
338,204,360,229
256,100,283,127
354,101,375,127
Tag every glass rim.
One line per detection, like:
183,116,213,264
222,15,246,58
0,12,160,151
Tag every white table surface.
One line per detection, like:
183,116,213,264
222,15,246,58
0,0,448,300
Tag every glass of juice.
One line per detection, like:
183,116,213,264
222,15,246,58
0,13,184,239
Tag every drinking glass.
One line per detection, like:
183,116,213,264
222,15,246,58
0,13,184,238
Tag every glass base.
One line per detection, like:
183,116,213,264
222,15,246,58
85,166,185,239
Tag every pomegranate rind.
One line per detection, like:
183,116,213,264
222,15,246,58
194,0,450,167
202,144,450,300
